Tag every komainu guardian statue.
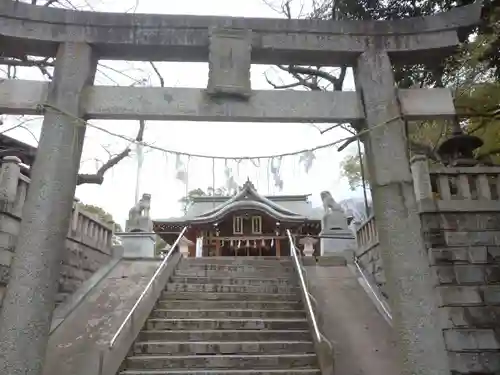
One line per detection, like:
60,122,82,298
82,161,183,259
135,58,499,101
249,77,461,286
320,190,339,214
320,190,348,230
125,193,153,232
319,190,356,254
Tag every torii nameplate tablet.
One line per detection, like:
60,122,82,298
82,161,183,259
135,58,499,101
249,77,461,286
207,27,252,99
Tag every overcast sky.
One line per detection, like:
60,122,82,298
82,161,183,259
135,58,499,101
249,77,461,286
7,0,365,227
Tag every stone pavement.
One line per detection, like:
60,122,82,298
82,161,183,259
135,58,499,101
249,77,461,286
304,264,400,375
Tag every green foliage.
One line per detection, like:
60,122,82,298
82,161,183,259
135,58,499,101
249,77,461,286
155,237,168,254
178,186,232,213
79,203,122,232
340,152,369,191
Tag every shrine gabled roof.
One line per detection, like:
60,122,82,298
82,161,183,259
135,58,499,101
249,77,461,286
154,180,323,225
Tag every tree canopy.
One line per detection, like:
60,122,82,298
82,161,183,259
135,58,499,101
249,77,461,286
178,186,235,213
265,0,499,190
79,203,122,232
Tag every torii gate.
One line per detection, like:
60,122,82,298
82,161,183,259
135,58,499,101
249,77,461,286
0,1,482,375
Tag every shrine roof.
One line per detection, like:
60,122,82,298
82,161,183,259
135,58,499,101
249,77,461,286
154,180,323,225
0,134,37,165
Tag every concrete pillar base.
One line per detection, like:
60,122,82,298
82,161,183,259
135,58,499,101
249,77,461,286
120,233,156,258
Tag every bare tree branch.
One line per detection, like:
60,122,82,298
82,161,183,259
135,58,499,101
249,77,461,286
264,72,304,89
278,65,346,90
150,62,165,87
44,0,61,6
76,120,147,185
0,58,55,68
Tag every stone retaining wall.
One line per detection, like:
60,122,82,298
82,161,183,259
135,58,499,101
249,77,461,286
422,211,500,373
355,156,500,373
0,157,113,307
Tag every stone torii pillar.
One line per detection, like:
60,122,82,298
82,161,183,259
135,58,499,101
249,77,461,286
355,48,449,375
0,43,97,375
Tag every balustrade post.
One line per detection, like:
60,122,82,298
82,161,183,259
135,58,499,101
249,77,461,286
0,156,22,209
410,155,433,201
71,198,80,232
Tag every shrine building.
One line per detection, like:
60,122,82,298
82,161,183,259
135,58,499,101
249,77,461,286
153,180,323,257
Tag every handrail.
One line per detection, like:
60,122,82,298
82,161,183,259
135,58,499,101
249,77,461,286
286,229,321,343
353,256,393,324
108,226,187,348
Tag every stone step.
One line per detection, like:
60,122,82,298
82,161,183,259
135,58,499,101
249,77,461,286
170,275,297,286
161,292,300,301
145,318,309,331
121,369,321,375
176,264,295,273
156,300,303,311
125,353,318,370
133,340,314,355
137,330,312,342
150,309,306,319
173,270,293,278
165,283,300,294
183,257,293,265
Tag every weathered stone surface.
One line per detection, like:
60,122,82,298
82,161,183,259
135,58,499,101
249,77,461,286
0,42,98,375
0,264,9,284
0,231,17,253
0,216,112,307
418,210,500,374
0,80,458,123
0,214,21,236
0,2,481,65
482,285,500,304
437,286,483,306
440,306,500,329
434,265,500,285
356,47,449,375
448,352,500,374
0,248,13,267
444,329,500,351
207,28,252,98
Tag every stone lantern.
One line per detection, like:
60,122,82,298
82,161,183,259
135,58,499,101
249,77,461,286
299,236,318,257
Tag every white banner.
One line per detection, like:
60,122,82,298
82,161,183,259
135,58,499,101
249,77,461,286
195,236,203,258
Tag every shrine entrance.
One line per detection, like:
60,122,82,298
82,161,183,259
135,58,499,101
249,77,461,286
0,2,483,375
154,180,320,258
219,240,277,257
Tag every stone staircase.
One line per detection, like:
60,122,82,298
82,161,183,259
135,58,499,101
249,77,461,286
119,256,322,375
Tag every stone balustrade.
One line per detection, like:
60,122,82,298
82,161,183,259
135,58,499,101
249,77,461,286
411,154,500,210
355,215,378,251
354,215,385,297
0,156,114,306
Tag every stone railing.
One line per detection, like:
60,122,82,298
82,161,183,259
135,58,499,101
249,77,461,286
354,215,385,297
355,155,500,374
411,154,500,211
0,156,114,306
355,215,378,252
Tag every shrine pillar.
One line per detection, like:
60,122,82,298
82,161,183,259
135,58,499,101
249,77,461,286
275,238,281,258
215,239,221,257
355,48,449,375
0,43,97,375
